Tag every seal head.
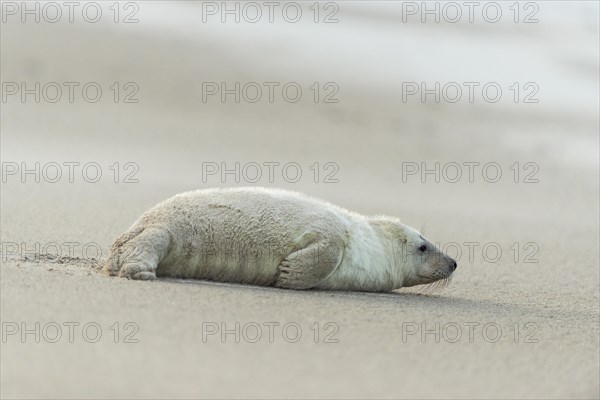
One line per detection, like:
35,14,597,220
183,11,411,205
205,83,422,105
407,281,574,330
397,224,457,287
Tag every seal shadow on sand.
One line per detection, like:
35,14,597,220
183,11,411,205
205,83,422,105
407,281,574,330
155,275,555,319
169,277,598,323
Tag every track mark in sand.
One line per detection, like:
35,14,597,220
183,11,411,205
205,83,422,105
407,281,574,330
2,253,102,271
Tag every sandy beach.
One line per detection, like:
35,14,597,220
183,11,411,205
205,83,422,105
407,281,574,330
1,1,599,398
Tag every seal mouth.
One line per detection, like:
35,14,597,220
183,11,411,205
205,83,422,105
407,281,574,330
417,273,452,281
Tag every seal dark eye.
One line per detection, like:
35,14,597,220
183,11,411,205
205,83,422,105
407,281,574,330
418,244,427,252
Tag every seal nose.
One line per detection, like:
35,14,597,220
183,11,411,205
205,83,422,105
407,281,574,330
450,260,457,272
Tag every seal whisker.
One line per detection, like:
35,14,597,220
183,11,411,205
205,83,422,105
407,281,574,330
417,276,452,294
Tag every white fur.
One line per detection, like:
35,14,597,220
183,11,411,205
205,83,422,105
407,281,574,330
104,187,456,292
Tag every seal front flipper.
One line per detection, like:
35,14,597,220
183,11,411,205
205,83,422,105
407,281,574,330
104,227,171,280
275,239,344,290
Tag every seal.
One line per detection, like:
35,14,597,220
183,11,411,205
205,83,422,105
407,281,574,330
104,187,457,292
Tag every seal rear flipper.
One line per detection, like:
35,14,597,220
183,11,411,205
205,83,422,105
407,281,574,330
105,227,172,280
104,225,146,276
275,239,344,290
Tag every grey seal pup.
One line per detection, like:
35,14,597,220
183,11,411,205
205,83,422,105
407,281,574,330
104,187,457,291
